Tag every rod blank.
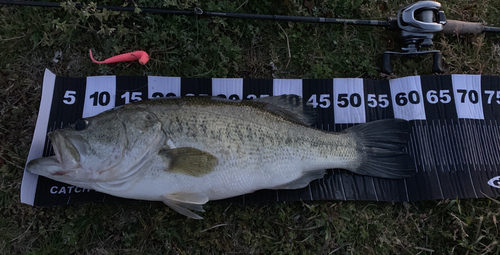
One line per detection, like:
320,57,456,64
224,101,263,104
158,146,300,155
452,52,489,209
0,0,389,26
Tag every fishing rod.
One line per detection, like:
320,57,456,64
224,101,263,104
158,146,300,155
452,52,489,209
2,0,500,74
0,0,392,26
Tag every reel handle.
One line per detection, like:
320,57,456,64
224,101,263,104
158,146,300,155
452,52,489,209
432,52,443,73
381,51,444,75
381,53,393,75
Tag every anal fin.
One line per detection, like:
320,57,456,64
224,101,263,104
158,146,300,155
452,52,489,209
162,192,209,219
271,170,326,190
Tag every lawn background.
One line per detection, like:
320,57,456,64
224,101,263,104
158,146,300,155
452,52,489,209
1,0,500,254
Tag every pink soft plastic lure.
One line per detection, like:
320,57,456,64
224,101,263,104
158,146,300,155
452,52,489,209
89,49,149,65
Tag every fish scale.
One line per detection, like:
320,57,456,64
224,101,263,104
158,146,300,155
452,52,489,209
161,105,351,170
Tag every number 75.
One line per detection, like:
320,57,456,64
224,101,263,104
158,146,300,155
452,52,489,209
484,90,500,104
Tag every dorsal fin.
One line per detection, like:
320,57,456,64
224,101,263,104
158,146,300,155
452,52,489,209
253,95,317,126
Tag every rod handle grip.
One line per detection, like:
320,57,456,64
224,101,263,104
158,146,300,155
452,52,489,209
442,20,484,34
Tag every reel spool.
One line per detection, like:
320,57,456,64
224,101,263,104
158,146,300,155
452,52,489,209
383,1,447,74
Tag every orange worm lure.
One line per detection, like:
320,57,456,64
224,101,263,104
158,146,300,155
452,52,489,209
89,49,149,65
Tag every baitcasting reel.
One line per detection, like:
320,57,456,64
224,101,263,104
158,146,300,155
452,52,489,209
383,1,447,74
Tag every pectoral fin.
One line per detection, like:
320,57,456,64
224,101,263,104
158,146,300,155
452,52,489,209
159,147,218,177
162,192,209,219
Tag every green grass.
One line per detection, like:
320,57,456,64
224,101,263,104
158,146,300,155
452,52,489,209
1,0,500,254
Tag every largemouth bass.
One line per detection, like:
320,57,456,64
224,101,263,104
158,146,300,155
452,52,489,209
27,96,414,219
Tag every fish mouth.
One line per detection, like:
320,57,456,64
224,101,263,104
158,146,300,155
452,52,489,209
26,156,90,186
26,131,89,179
26,156,65,177
48,131,88,171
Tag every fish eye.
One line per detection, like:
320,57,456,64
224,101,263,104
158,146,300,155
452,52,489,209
75,119,88,131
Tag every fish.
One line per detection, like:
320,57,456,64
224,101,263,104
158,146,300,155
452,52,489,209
26,95,415,219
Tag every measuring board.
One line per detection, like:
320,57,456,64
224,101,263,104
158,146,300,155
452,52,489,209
21,69,500,206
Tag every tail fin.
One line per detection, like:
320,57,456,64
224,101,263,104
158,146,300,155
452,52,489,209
345,119,415,179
